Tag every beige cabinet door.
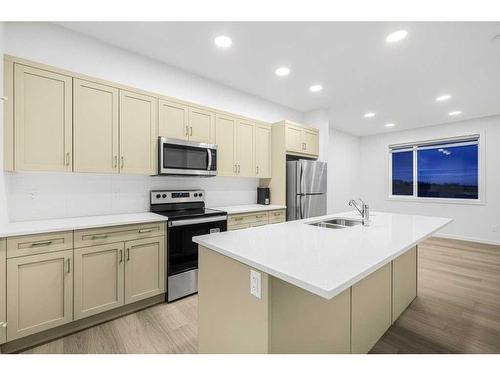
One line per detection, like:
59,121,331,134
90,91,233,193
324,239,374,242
124,237,165,304
303,129,319,156
215,114,237,176
119,90,158,175
189,106,214,143
0,239,6,344
236,119,255,177
14,64,72,172
74,243,125,320
73,79,119,173
351,263,392,353
392,247,417,322
285,124,303,154
158,99,189,140
7,250,73,341
254,123,271,178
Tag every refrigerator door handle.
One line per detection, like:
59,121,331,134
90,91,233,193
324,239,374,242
299,162,305,194
300,195,305,219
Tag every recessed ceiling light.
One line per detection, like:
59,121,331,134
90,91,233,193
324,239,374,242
309,84,323,93
214,35,232,48
275,67,291,77
385,123,395,128
448,111,462,116
436,94,451,102
386,30,408,43
364,112,376,118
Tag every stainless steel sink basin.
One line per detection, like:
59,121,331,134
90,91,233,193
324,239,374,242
308,218,362,229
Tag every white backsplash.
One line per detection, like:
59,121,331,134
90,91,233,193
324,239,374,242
4,172,260,222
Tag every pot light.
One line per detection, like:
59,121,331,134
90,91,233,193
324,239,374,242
386,30,408,43
364,112,376,118
385,123,395,128
275,67,291,77
448,111,462,116
214,35,232,48
436,94,451,102
309,84,323,93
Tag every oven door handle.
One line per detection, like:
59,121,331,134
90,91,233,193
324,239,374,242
207,148,212,171
168,215,227,227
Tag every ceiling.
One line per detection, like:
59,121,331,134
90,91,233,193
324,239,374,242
58,22,500,136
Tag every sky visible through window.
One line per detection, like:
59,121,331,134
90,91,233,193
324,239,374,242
391,143,478,199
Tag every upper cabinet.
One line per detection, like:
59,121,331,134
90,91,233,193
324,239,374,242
119,90,158,175
235,119,255,176
13,64,73,172
285,121,319,158
73,79,119,174
159,99,214,144
254,123,272,178
215,114,237,176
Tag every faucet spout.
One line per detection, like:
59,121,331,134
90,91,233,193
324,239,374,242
348,198,370,226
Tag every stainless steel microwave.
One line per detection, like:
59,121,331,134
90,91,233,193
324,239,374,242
158,137,217,176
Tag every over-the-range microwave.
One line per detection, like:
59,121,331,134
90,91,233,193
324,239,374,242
158,137,217,176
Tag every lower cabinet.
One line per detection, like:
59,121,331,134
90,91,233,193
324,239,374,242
124,237,165,304
0,239,6,344
392,246,417,322
227,209,286,231
6,250,73,341
74,243,125,320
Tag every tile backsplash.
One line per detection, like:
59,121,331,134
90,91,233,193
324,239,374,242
4,172,260,222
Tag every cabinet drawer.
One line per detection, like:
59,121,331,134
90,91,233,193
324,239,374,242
268,210,286,224
227,223,251,231
7,231,73,258
74,222,165,248
228,212,269,226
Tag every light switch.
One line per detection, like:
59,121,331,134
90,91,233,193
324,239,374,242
250,269,261,299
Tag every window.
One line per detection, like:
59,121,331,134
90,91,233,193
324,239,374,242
389,135,480,201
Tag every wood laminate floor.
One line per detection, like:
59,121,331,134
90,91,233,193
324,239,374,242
21,237,500,354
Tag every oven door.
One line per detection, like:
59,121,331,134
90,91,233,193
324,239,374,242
159,137,217,176
167,215,227,277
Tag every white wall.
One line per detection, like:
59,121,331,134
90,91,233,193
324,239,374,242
0,22,7,224
328,128,361,214
2,22,304,222
359,115,500,244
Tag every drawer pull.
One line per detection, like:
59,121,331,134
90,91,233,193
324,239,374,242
126,248,130,261
30,241,53,247
91,234,108,240
138,228,153,234
66,258,71,273
119,249,123,263
233,217,244,221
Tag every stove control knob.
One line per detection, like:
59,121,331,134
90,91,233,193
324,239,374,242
194,193,198,197
199,193,203,197
162,194,167,198
156,194,161,199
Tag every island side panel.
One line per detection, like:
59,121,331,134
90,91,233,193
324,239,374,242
198,246,270,354
392,246,418,322
351,262,392,354
269,277,351,353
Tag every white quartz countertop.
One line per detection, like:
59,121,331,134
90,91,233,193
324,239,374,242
210,204,286,215
0,212,167,237
193,211,452,300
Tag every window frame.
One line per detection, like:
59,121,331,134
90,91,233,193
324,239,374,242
386,133,485,205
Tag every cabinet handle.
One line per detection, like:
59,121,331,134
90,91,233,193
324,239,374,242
234,164,237,173
256,165,259,175
121,156,124,168
185,125,189,136
66,258,71,273
65,152,70,166
138,228,153,234
189,126,193,136
114,155,118,168
237,164,241,173
126,248,130,261
119,249,123,263
91,234,108,240
30,240,53,247
304,142,307,150
233,217,244,221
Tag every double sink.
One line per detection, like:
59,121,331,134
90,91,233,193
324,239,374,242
308,218,362,230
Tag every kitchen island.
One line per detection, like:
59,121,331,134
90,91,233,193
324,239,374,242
193,211,452,354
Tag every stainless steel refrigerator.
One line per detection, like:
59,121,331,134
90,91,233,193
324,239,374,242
286,160,327,220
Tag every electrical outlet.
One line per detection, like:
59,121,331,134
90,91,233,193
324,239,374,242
250,269,261,299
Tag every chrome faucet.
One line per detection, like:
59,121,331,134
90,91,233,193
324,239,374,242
348,198,370,226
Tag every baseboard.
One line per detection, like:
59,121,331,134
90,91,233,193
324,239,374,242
432,233,500,246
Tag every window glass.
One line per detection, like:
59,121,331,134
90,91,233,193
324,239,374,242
417,144,478,199
392,150,413,196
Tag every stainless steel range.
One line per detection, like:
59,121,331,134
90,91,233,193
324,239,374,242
150,189,227,302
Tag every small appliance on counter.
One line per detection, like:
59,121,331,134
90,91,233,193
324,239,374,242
257,187,270,205
150,189,227,302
